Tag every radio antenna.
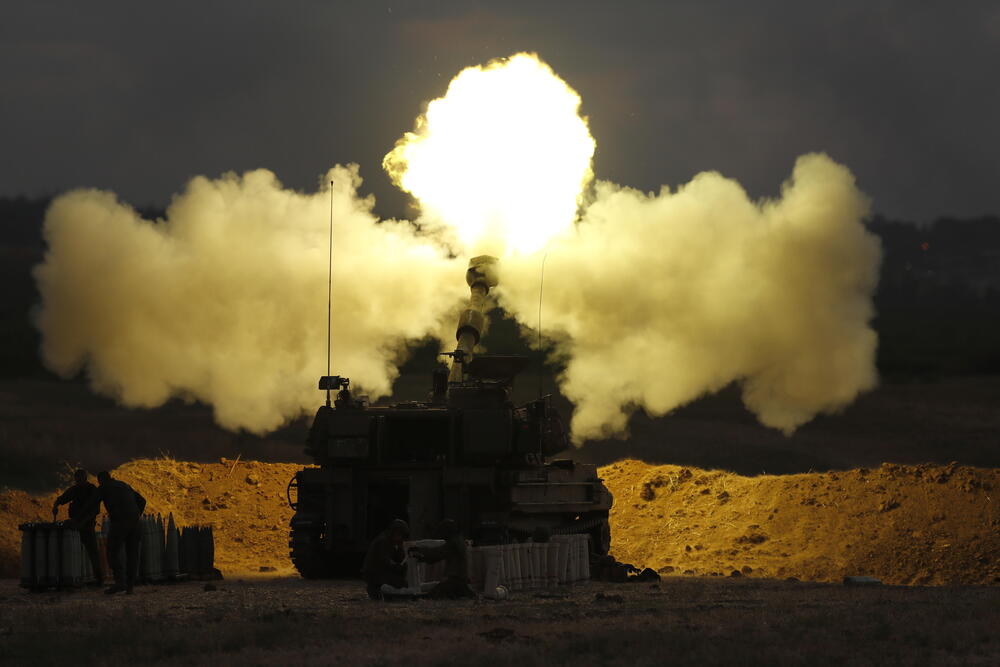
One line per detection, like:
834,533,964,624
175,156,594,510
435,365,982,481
537,251,547,399
325,181,334,407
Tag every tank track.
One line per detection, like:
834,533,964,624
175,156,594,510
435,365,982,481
288,523,335,579
289,517,364,579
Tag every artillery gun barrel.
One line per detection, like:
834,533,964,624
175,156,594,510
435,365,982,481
450,255,498,382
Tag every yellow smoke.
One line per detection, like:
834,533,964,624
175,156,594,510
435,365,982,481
498,153,881,442
34,166,465,432
33,52,881,443
383,53,595,256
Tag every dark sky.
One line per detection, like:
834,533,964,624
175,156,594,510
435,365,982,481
2,1,998,222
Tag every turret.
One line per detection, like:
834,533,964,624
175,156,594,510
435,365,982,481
447,255,499,382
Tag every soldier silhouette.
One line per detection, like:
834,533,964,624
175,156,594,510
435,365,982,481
53,469,104,587
79,471,146,594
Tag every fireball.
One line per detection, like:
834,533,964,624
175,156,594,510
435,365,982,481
384,53,595,256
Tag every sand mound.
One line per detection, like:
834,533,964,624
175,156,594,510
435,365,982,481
2,458,997,585
604,460,999,585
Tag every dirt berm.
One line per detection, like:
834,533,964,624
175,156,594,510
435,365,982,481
1,458,996,585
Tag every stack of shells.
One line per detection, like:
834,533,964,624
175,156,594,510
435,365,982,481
112,515,220,582
177,524,219,580
18,521,91,589
19,514,219,590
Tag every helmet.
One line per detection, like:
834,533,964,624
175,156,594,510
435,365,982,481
388,519,410,538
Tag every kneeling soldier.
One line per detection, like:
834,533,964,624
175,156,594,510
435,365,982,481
411,519,474,599
361,519,409,599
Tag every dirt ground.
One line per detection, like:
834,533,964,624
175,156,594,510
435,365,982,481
0,443,997,665
2,458,997,587
0,576,997,665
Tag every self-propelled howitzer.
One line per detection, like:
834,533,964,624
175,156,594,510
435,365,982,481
287,256,613,577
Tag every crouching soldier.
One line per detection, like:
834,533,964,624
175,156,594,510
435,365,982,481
52,469,104,587
79,471,146,595
362,519,409,599
410,519,474,599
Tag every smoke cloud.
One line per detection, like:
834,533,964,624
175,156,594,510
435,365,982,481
498,153,881,442
33,52,881,443
34,166,465,432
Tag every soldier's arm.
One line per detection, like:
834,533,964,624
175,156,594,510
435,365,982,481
53,487,74,507
415,543,451,564
377,541,407,575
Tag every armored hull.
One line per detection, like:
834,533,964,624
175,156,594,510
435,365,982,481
289,395,612,577
287,256,613,578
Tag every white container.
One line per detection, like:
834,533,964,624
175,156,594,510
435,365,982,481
164,513,180,578
519,543,527,589
59,526,82,586
481,546,502,593
155,515,165,580
45,525,60,586
19,526,34,587
139,515,163,582
33,526,48,586
574,536,585,583
522,542,539,588
556,537,571,584
532,543,544,588
501,544,516,590
522,543,532,588
546,543,560,588
154,515,164,578
513,544,525,590
536,542,546,587
567,536,578,582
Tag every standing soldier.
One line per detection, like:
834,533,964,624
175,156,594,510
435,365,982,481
361,519,409,599
80,471,146,594
52,469,104,587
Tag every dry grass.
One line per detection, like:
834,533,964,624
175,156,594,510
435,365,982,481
0,577,997,665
